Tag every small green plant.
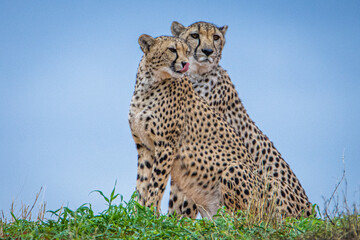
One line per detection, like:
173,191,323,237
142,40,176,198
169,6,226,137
1,183,359,239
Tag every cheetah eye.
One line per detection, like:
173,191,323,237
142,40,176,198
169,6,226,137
213,35,220,41
190,33,199,39
168,47,177,53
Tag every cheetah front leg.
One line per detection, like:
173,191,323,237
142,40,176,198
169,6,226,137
169,181,199,218
133,136,154,206
146,145,174,212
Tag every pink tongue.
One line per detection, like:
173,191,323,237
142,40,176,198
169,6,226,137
180,62,190,73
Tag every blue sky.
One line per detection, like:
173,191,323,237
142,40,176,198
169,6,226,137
1,1,359,218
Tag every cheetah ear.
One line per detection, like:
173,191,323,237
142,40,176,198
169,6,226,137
138,34,155,54
171,21,186,37
218,25,228,36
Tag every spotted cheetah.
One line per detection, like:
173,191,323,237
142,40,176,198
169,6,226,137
168,21,312,218
129,34,309,219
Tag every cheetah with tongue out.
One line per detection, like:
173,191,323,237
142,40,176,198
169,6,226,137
129,34,309,218
168,21,313,219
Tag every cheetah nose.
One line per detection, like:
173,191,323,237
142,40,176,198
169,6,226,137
202,48,213,56
180,62,189,73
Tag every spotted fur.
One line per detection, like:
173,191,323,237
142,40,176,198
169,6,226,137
168,21,312,218
129,34,311,219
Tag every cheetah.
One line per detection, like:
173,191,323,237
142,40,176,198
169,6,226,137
128,34,308,219
168,21,312,218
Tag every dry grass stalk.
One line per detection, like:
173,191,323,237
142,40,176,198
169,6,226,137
6,187,45,222
0,210,5,223
37,202,47,222
10,201,15,222
246,174,281,227
0,215,3,238
224,170,282,228
56,205,64,222
0,225,3,238
324,150,346,224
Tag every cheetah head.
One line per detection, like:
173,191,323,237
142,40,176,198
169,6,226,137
138,34,190,79
171,21,228,74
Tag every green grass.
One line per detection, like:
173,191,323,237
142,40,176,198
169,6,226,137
1,188,359,240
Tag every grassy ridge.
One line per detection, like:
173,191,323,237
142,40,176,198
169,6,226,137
1,190,359,239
